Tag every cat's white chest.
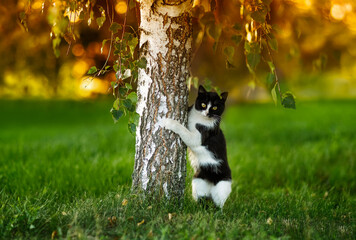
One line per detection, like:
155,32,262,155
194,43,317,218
187,108,220,171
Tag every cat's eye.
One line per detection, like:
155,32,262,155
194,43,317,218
201,103,206,108
212,106,218,110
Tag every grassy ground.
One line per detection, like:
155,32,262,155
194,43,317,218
0,99,355,239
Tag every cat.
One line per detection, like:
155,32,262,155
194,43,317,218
159,85,232,208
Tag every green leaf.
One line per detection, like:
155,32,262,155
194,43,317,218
52,37,61,57
96,16,106,29
271,84,277,106
137,57,147,69
203,79,212,91
123,99,135,112
281,92,296,109
251,11,266,23
87,66,98,75
113,98,120,110
128,123,136,135
246,53,260,69
207,23,222,41
244,41,260,54
113,64,119,72
119,87,128,96
214,87,221,96
268,35,278,52
231,35,242,45
111,109,124,123
101,39,109,54
223,46,235,61
266,72,275,90
127,92,137,104
128,36,138,57
109,22,122,34
125,83,133,90
267,61,275,72
131,112,140,126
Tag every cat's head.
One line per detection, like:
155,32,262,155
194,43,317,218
194,85,228,119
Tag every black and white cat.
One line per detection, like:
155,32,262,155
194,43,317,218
159,85,232,208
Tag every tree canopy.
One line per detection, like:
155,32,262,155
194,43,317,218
1,0,355,102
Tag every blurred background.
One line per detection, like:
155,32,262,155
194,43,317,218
1,2,355,238
0,0,356,101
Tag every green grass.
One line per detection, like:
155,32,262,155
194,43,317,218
0,99,355,239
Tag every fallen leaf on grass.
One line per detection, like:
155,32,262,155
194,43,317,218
324,191,329,198
122,199,128,206
137,219,145,226
51,230,57,239
108,216,117,226
168,213,176,220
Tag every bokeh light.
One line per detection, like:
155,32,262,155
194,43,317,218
115,1,127,14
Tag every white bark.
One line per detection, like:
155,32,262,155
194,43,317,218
132,0,193,198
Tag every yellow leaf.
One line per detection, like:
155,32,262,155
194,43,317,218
122,199,128,206
51,230,57,239
324,191,329,198
137,219,145,226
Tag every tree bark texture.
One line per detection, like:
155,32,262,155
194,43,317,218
132,0,193,198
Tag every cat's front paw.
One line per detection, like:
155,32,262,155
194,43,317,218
157,118,176,131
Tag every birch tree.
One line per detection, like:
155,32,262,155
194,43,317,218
131,0,193,198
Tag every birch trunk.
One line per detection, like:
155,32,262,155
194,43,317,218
132,0,193,198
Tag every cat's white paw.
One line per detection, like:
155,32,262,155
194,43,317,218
157,118,176,131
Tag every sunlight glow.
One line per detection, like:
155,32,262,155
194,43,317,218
115,1,128,14
31,0,43,10
246,32,252,42
290,0,313,10
331,4,346,20
345,13,356,33
72,60,89,78
79,77,109,98
72,44,85,57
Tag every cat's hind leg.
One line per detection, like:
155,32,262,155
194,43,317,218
192,178,213,201
211,180,232,208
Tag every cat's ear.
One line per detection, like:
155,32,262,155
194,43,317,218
220,92,228,102
198,85,207,94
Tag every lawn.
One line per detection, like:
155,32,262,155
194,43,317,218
0,99,355,239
